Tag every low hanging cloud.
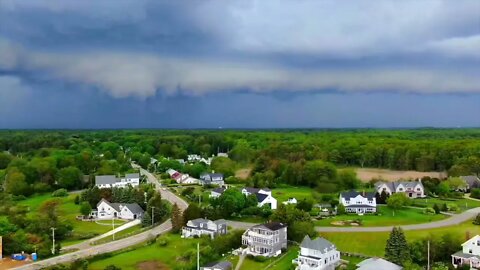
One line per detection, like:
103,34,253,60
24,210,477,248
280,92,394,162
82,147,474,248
1,39,479,98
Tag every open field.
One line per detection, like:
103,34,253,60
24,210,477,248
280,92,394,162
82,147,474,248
315,205,446,227
321,220,480,257
353,168,447,182
272,186,316,203
235,168,252,180
412,197,480,211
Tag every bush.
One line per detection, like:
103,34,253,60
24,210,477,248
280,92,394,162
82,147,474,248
447,203,459,212
473,214,480,225
157,236,169,247
424,207,435,215
248,255,268,262
471,188,480,199
52,188,69,197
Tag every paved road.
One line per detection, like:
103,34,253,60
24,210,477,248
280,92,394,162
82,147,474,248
227,207,480,233
13,166,189,270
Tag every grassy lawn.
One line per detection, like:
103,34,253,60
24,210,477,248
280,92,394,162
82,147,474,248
92,225,145,245
314,205,446,227
18,193,125,244
89,234,223,270
321,220,480,257
412,197,480,211
238,247,298,270
271,186,315,203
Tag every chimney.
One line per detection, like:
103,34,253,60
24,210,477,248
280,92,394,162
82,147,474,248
362,190,365,197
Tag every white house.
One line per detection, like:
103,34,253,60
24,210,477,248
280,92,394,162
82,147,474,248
95,173,140,189
200,173,225,186
188,154,202,162
210,187,227,198
166,169,198,184
452,235,480,269
182,218,227,239
339,191,376,214
93,199,144,220
293,236,340,270
375,180,426,198
242,222,288,257
356,258,403,270
201,261,232,270
217,152,229,158
242,187,278,210
283,198,298,205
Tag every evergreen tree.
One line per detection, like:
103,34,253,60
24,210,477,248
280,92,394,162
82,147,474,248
433,203,441,214
473,214,480,225
141,211,152,227
385,227,411,266
171,203,183,233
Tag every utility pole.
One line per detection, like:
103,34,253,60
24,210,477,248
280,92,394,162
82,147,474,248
197,242,200,270
427,240,430,270
51,228,56,255
151,206,156,226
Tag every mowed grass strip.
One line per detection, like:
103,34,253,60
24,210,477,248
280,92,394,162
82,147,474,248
321,220,480,257
315,205,446,227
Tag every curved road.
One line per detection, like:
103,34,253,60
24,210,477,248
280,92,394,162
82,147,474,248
226,206,480,233
13,166,189,270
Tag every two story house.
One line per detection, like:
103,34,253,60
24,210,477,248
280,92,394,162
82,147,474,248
374,180,426,198
241,187,278,210
93,198,144,220
242,222,287,257
339,191,376,214
182,218,227,239
460,176,480,192
95,173,140,189
201,261,232,270
452,235,480,269
200,173,225,186
166,169,198,184
293,235,340,270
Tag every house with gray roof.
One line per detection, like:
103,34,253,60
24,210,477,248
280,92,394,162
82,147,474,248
356,258,402,270
293,235,340,270
339,191,377,214
95,173,140,188
182,218,227,239
452,234,480,269
460,175,480,192
241,187,277,210
200,172,225,186
375,180,425,198
93,199,144,220
242,222,287,257
201,261,232,270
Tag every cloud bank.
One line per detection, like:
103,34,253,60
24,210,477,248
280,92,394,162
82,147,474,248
0,0,479,99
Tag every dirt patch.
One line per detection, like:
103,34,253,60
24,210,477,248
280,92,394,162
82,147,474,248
0,258,30,270
136,261,170,270
235,168,252,180
354,168,447,182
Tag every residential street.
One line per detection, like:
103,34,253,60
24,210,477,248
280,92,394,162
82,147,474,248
226,206,480,233
12,167,189,270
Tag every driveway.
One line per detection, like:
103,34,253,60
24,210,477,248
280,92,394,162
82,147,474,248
13,166,189,270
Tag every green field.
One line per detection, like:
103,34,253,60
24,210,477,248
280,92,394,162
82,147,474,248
321,220,480,257
88,233,298,270
271,186,316,203
412,197,480,211
315,205,446,227
18,193,125,244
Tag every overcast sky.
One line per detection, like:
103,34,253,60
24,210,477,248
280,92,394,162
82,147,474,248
0,0,479,128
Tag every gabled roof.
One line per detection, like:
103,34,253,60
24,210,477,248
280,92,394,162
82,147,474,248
462,235,480,246
340,190,375,200
300,235,336,253
244,187,260,194
201,173,224,178
212,187,226,194
95,175,118,185
375,181,423,191
123,203,144,214
97,198,121,211
255,193,269,203
253,222,287,231
461,176,480,187
125,173,140,179
356,258,402,270
202,261,232,270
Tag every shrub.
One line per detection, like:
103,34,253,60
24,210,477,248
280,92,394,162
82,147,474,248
447,203,459,212
433,203,441,214
424,207,435,215
248,255,268,262
473,214,480,225
471,188,480,199
157,236,169,247
52,188,69,197
104,265,122,270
